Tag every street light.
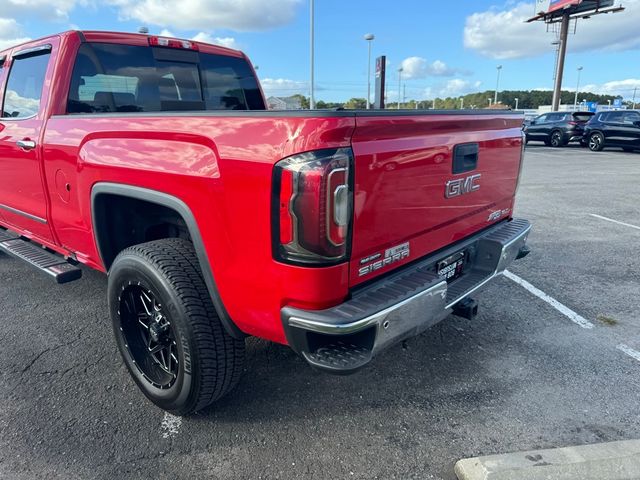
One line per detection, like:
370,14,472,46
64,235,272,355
364,34,375,109
309,0,315,109
515,97,519,110
573,66,583,110
494,65,503,105
488,98,492,106
397,67,403,109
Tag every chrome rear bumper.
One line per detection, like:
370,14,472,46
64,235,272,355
281,218,531,374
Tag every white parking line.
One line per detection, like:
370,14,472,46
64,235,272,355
589,214,640,231
617,344,640,363
503,270,595,329
161,412,182,439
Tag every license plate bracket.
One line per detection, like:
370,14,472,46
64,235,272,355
436,251,465,282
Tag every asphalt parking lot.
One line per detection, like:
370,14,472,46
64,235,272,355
1,145,639,480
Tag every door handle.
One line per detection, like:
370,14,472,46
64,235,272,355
16,140,36,151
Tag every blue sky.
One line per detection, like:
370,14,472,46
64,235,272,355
2,0,639,103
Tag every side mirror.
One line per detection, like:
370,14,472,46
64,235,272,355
530,120,536,125
634,121,640,128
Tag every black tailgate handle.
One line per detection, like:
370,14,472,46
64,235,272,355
452,143,479,174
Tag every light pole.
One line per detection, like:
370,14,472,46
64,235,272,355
397,67,403,109
494,65,502,105
488,98,492,107
460,98,464,109
515,97,519,110
364,34,375,109
573,66,583,110
309,0,315,109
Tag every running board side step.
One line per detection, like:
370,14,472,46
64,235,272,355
0,229,82,284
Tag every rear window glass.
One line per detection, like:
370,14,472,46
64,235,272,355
67,43,265,114
572,113,593,122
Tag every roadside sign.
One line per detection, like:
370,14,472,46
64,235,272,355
374,56,386,109
585,101,598,112
613,98,622,108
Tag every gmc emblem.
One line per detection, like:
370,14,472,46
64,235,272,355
445,174,481,198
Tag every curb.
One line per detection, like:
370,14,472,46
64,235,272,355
455,439,640,480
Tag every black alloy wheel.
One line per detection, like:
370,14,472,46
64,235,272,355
588,132,605,152
118,283,179,389
550,130,564,148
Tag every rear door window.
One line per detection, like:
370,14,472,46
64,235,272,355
67,43,265,114
1,49,50,119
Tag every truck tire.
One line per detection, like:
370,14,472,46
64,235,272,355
107,238,245,415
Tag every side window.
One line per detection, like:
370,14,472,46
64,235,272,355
606,112,624,124
536,115,547,124
622,112,640,125
0,54,6,116
598,113,608,122
1,51,50,119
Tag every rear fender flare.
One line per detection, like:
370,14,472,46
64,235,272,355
91,182,245,339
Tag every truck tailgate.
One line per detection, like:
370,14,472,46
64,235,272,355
349,112,524,286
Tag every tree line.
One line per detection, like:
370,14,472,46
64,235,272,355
287,90,623,110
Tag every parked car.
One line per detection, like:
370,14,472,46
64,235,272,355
584,110,640,152
524,111,594,147
0,31,531,415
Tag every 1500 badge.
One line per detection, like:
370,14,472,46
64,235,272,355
358,242,410,277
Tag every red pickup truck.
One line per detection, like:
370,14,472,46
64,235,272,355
0,31,531,415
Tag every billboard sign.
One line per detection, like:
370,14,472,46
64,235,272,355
548,0,582,12
613,98,623,108
536,0,614,14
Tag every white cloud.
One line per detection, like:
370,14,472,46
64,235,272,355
3,0,84,20
191,32,238,50
109,0,301,31
464,0,639,59
581,78,640,98
0,18,30,51
260,78,308,97
436,79,483,98
400,56,468,79
156,30,239,50
420,80,481,99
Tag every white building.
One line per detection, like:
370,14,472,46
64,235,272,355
267,96,303,110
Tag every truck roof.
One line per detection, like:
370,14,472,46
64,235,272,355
0,30,244,58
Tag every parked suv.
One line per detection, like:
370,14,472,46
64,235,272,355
584,110,640,152
524,111,594,147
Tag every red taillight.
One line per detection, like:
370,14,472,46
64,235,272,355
273,148,353,265
148,36,199,51
568,121,578,126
